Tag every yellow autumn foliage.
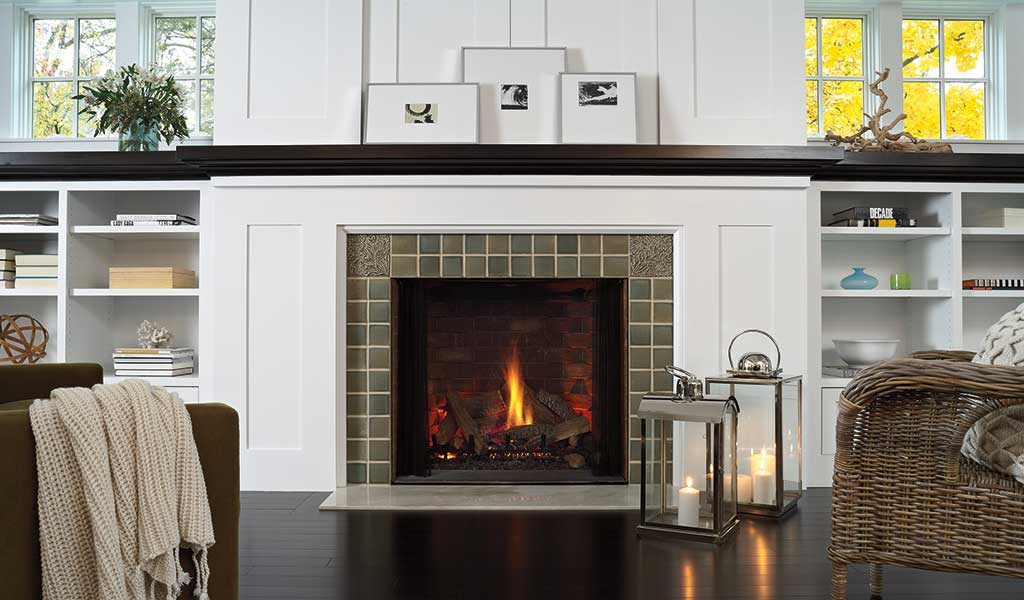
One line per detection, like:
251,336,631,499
807,17,986,140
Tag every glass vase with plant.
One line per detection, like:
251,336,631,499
73,64,190,151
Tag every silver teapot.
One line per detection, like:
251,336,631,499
727,329,782,378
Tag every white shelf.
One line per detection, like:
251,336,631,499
821,289,953,298
0,287,60,297
72,287,200,297
0,225,59,235
961,227,1024,242
72,225,200,240
963,290,1024,298
821,227,950,242
103,374,200,387
821,377,853,388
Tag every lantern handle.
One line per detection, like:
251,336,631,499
663,366,703,401
727,329,782,372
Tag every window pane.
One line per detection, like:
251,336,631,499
806,80,819,136
79,18,117,77
822,80,863,136
903,81,940,139
76,81,99,138
805,18,817,76
944,20,984,78
33,81,74,137
903,20,940,78
200,79,215,136
946,82,985,139
179,79,197,133
821,18,862,77
201,17,216,75
34,19,74,77
156,17,197,74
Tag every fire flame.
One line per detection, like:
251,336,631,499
504,340,533,429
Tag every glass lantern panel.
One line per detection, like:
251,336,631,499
782,379,802,501
708,381,777,506
642,418,668,525
720,411,738,526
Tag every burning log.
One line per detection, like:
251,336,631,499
464,390,506,419
435,412,458,446
446,390,486,454
535,389,577,421
529,414,590,446
489,423,552,443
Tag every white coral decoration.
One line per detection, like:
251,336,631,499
137,320,173,349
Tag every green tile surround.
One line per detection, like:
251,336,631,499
346,234,673,484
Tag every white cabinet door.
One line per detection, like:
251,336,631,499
821,388,843,456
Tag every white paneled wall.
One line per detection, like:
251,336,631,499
210,176,810,491
215,0,363,144
218,0,805,144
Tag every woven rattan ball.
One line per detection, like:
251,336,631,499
0,314,49,364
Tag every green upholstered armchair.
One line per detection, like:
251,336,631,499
0,363,240,600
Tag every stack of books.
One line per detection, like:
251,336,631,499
0,249,18,289
15,254,58,289
113,347,195,377
109,267,197,289
828,206,917,228
972,208,1024,228
110,213,196,227
963,279,1024,291
0,214,58,226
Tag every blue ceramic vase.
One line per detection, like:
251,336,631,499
841,267,878,290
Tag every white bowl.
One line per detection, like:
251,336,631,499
833,339,900,368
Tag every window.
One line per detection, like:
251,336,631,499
31,17,116,138
155,16,215,136
902,18,986,140
805,17,867,138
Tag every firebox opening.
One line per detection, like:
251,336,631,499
393,278,627,484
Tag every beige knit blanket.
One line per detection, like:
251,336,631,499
29,379,215,600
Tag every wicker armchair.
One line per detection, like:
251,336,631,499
829,350,1024,600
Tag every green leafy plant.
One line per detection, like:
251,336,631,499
72,64,190,144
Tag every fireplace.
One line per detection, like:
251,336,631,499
392,278,627,483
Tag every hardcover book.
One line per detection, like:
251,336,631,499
832,206,909,221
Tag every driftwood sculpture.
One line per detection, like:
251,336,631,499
825,68,953,153
0,314,49,364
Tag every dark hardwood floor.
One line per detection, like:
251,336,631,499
240,489,1024,599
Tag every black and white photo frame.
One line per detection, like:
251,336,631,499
462,47,567,144
560,73,638,144
364,83,480,143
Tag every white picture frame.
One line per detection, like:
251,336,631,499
560,73,638,144
364,83,480,144
462,47,567,144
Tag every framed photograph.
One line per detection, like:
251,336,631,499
364,83,479,143
462,47,567,144
560,73,638,144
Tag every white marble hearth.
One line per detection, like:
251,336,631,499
320,484,640,511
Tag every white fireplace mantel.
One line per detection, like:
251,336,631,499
208,174,811,491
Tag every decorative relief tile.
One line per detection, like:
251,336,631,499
629,235,673,277
348,234,391,277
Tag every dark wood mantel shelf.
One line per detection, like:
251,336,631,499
1,144,1023,182
176,144,843,178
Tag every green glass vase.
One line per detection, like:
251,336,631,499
118,121,160,152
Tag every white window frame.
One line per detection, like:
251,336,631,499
901,12,999,140
146,9,215,138
805,12,878,139
17,7,117,138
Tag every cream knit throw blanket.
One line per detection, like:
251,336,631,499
29,379,215,600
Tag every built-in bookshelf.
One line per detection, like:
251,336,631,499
809,182,1024,487
0,182,208,403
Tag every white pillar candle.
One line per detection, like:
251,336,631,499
677,477,700,527
736,474,753,504
751,447,776,505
